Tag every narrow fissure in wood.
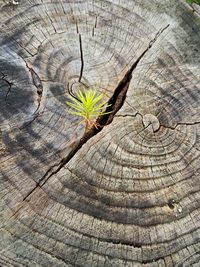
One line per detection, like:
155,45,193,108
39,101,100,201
23,24,170,202
75,19,79,34
1,74,13,101
160,121,200,130
92,16,98,36
78,34,84,82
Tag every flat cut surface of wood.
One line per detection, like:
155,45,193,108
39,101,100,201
0,0,200,266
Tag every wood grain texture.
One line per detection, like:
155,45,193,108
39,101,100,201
0,0,200,266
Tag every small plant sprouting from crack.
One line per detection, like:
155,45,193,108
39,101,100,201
66,88,112,132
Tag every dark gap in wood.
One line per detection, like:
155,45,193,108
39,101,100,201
78,34,84,82
92,16,98,36
104,239,142,248
94,16,98,28
160,120,200,131
168,199,176,209
96,24,170,128
75,19,79,34
1,74,13,101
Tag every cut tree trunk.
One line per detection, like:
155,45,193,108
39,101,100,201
0,0,200,266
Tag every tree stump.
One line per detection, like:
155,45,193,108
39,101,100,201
0,0,200,266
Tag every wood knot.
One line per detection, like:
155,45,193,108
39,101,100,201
142,114,160,132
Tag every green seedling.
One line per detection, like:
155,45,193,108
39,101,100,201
66,89,111,131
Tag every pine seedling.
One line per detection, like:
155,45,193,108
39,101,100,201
66,89,111,131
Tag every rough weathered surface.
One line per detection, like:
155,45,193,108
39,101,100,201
0,0,200,266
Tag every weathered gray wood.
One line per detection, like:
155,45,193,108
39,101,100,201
0,0,200,266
